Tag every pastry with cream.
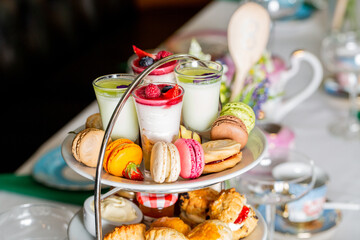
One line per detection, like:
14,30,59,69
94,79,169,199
179,188,219,227
208,188,258,239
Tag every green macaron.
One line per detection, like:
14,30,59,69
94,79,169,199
220,102,255,133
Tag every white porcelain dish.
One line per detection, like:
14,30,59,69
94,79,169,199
0,203,74,240
61,125,267,193
83,195,143,237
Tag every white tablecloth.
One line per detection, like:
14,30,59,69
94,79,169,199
2,1,359,239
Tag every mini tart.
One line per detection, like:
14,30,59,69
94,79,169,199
208,188,258,240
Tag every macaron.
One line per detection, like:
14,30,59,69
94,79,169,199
201,139,242,174
71,128,106,167
220,102,256,133
150,141,181,183
174,138,204,179
210,115,248,149
103,138,142,177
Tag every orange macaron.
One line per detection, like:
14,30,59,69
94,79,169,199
103,138,142,177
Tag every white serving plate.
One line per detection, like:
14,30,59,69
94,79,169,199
68,206,267,240
62,126,267,193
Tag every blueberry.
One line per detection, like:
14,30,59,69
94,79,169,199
116,84,128,89
161,85,173,93
139,56,154,67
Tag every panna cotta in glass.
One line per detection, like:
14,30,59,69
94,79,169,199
175,60,223,132
130,45,177,84
93,74,139,142
132,82,184,170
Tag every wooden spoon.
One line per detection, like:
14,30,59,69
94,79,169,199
228,2,271,101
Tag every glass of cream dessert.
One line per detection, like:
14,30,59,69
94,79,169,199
130,45,177,84
132,82,184,171
93,74,139,142
175,60,223,132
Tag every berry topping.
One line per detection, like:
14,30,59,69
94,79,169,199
133,45,156,59
139,56,154,67
116,84,128,89
161,85,174,93
162,84,180,99
145,84,161,98
156,50,172,60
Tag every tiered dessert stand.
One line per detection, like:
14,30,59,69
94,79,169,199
61,54,269,240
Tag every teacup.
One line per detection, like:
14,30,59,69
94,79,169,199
273,164,329,223
261,50,323,122
258,123,295,153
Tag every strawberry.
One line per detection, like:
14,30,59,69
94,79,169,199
162,84,180,99
122,162,144,180
132,45,156,59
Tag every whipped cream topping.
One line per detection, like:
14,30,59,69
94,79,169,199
91,196,137,222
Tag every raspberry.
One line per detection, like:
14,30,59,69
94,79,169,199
156,50,172,60
145,84,161,98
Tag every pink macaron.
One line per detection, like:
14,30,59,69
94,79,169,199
174,138,204,179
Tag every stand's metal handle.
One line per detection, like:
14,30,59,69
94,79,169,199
94,53,201,239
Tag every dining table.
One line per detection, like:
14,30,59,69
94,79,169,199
1,1,359,239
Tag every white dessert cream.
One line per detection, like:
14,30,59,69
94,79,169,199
91,196,137,222
180,81,221,132
93,75,139,142
132,83,184,170
175,61,223,132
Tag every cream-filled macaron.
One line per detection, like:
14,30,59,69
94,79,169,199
150,141,181,183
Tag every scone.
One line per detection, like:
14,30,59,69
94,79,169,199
86,113,103,129
150,217,191,236
145,227,188,240
104,223,146,240
186,220,232,240
208,188,258,239
179,188,219,227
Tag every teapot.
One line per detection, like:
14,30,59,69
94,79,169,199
259,50,323,122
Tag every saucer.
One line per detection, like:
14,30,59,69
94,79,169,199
274,209,341,239
32,146,94,190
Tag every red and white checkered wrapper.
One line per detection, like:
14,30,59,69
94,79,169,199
136,193,178,208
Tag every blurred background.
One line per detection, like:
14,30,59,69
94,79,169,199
0,0,211,173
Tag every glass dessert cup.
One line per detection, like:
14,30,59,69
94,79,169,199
321,31,360,140
175,59,223,133
130,50,177,84
228,148,315,240
93,74,139,142
132,82,184,171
